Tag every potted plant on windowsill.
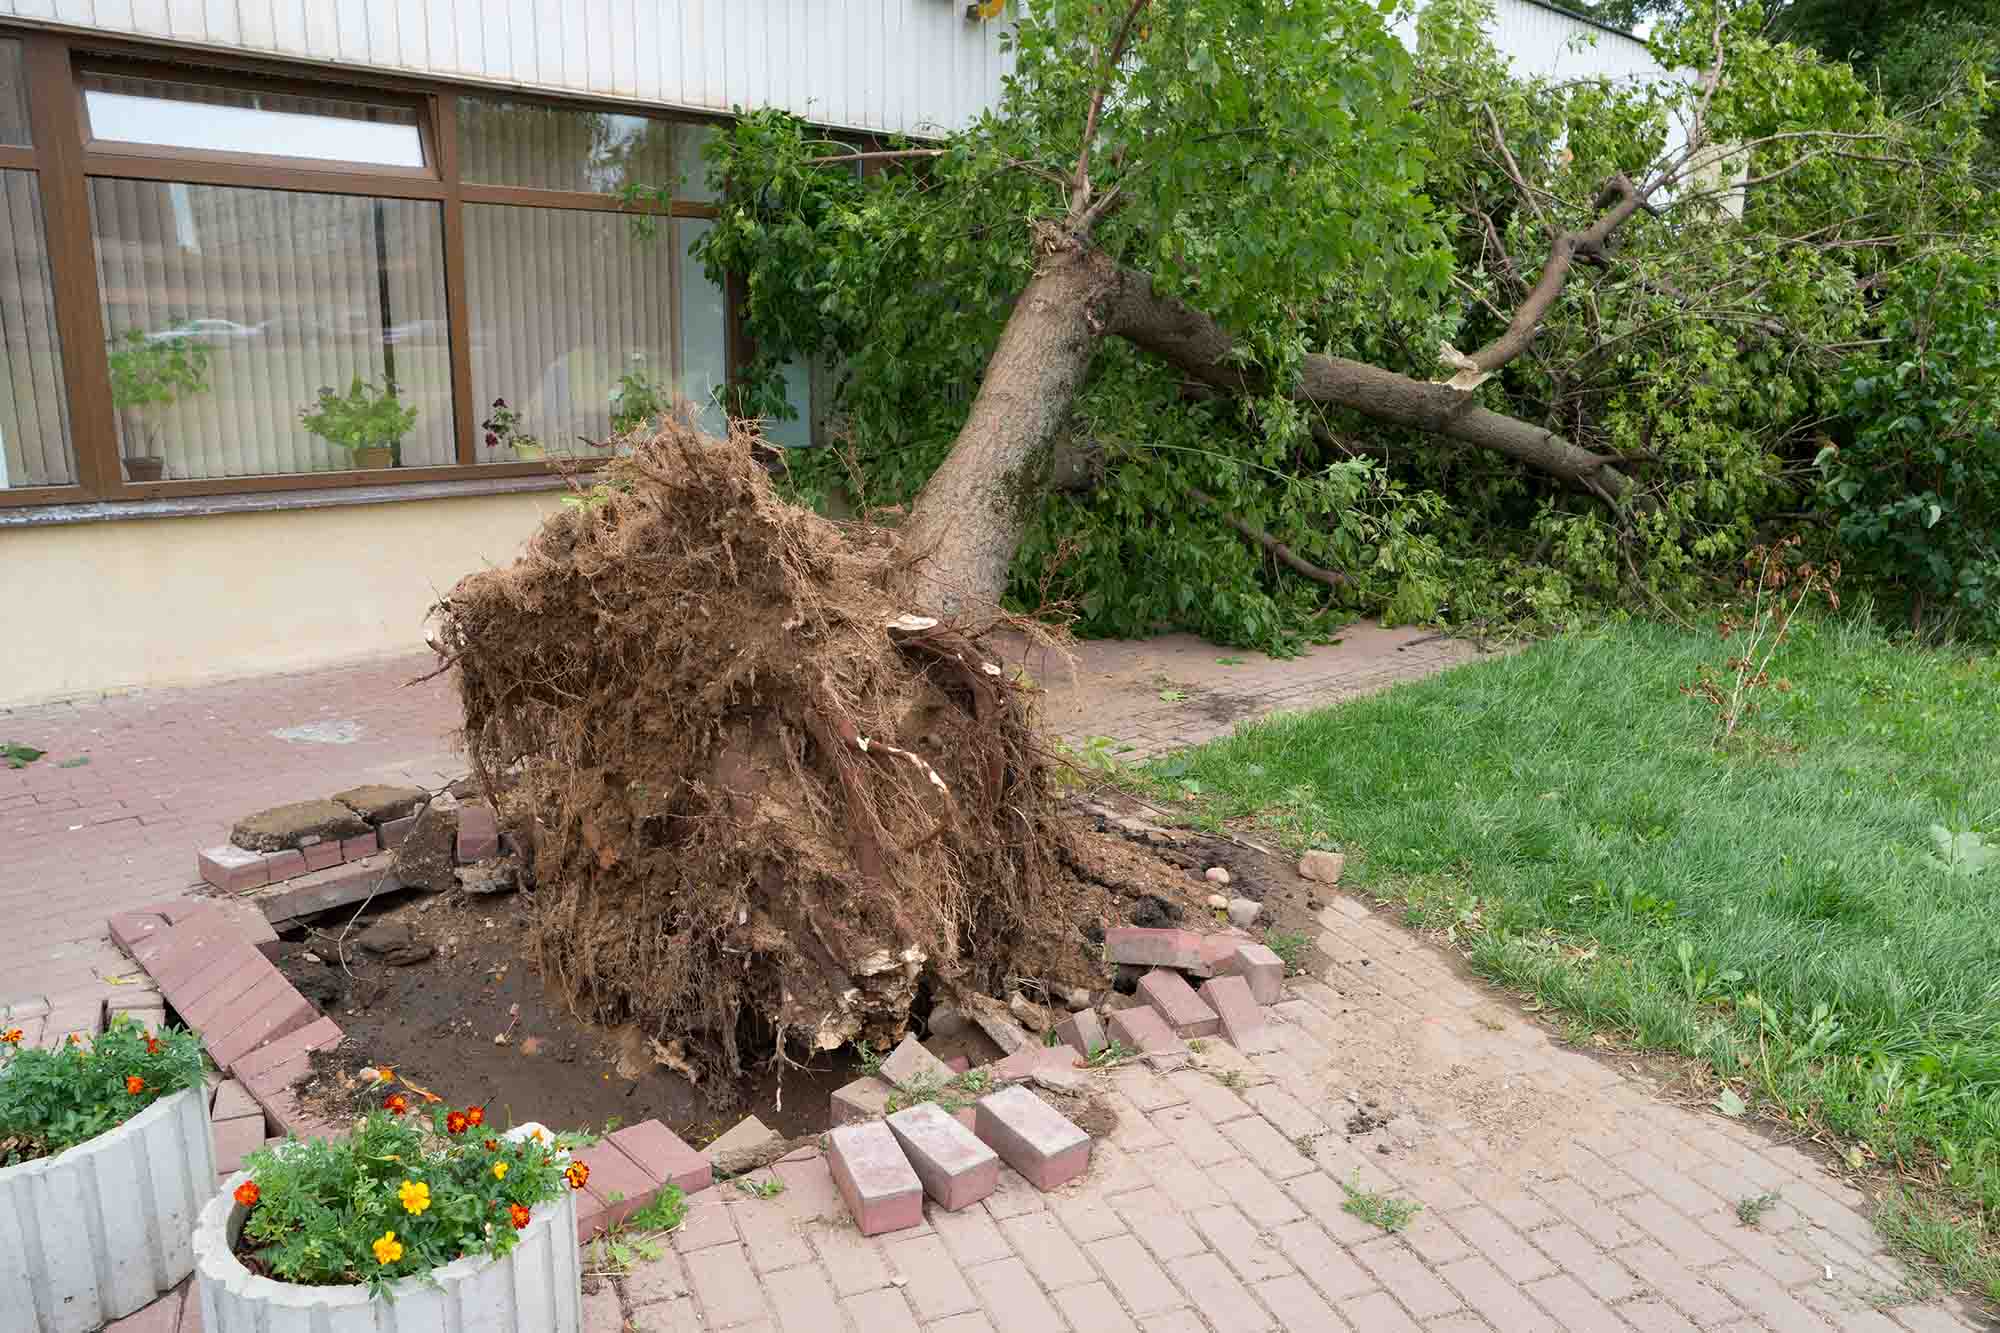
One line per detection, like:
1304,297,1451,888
107,330,214,483
1,1016,213,1332
300,377,419,471
481,397,546,461
193,1089,589,1331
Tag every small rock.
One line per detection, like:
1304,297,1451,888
354,919,434,966
293,969,343,1008
1298,850,1346,884
927,1004,967,1039
1227,898,1261,928
1129,894,1183,929
1064,987,1094,1013
1144,829,1178,846
1205,866,1232,885
299,950,323,964
457,860,518,896
1206,893,1229,911
1112,964,1144,995
1032,1065,1086,1095
493,1032,510,1046
1010,991,1055,1033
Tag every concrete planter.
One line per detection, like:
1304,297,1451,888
194,1171,582,1332
0,1085,215,1333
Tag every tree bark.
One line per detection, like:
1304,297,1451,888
891,231,1123,616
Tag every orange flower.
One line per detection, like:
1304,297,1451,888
565,1161,590,1191
125,1075,145,1095
446,1110,470,1135
383,1093,409,1115
1,1028,23,1044
483,1138,499,1152
144,1034,162,1055
67,1033,83,1046
508,1202,532,1230
234,1181,260,1208
465,1105,485,1127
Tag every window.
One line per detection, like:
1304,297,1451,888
1,170,74,488
458,98,673,194
88,181,452,479
81,72,427,170
0,39,27,147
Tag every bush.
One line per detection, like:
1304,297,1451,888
235,1093,589,1291
0,1015,205,1165
1822,247,2000,637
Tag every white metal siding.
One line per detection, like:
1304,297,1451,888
1483,0,1666,85
1,0,1015,136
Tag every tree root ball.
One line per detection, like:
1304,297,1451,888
433,419,1104,1085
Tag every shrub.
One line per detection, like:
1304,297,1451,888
235,1096,589,1291
0,1015,205,1165
1822,246,2000,637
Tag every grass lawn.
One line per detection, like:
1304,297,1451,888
1154,615,2000,1296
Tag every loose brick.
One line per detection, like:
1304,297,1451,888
1217,942,1284,1005
1106,1005,1187,1060
704,1114,779,1162
106,911,170,956
880,1032,955,1092
250,855,398,929
456,804,500,862
260,848,307,881
887,1101,998,1211
198,844,269,892
1137,969,1220,1038
574,1138,665,1239
300,840,343,872
973,1085,1090,1191
611,1119,712,1196
828,1120,924,1236
379,812,419,848
830,1074,894,1125
213,1110,268,1173
229,1014,342,1087
1199,974,1275,1053
1104,926,1207,972
212,1078,262,1123
986,1042,1083,1084
1056,1008,1106,1058
338,831,379,861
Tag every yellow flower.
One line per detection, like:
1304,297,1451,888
492,1161,510,1181
397,1179,431,1216
372,1230,404,1265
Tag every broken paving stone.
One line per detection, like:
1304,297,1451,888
391,805,461,894
1227,898,1261,928
457,859,519,896
231,800,372,853
961,993,1030,1056
1297,849,1346,884
880,1033,954,1092
706,1114,779,1160
354,920,435,966
331,784,429,825
926,1005,967,1040
1064,987,1094,1013
1009,991,1055,1033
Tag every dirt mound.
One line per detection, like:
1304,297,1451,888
435,418,1114,1088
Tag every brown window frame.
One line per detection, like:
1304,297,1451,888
0,24,728,509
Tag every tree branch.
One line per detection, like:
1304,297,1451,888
1068,0,1152,226
803,148,948,167
1187,487,1352,589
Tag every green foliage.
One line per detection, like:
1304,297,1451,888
107,331,213,414
1822,247,2000,637
1,742,44,769
300,378,419,453
734,1175,786,1200
1262,929,1310,974
1736,1190,1782,1226
238,1107,584,1291
1165,616,2000,1285
610,362,671,435
0,1016,204,1165
1339,1174,1423,1232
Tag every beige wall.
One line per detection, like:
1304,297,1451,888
1,491,554,706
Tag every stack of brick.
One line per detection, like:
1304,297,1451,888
571,1121,714,1243
1089,925,1287,1064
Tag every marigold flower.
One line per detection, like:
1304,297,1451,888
372,1230,403,1266
67,1033,83,1046
398,1179,431,1216
125,1075,145,1095
144,1034,162,1055
234,1181,260,1208
565,1161,590,1191
446,1111,470,1135
384,1093,409,1115
1,1028,21,1044
492,1161,510,1181
530,1128,545,1142
484,1138,499,1152
465,1105,485,1127
508,1202,532,1230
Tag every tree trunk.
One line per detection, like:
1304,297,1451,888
891,232,1121,617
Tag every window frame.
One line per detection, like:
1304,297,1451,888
0,24,731,509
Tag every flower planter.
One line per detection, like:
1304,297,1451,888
0,1085,214,1333
193,1170,582,1332
123,455,167,481
350,445,396,469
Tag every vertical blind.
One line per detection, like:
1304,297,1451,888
1,170,73,489
87,179,453,479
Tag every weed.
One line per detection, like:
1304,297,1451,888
735,1176,785,1201
1087,1040,1136,1068
1338,1174,1422,1233
1736,1191,1781,1227
1214,1068,1246,1091
1159,688,1188,703
1679,535,1837,745
1217,657,1246,666
853,1041,884,1080
1264,930,1309,975
1187,1038,1208,1054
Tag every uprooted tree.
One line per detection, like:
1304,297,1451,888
705,0,1995,642
438,0,1997,1089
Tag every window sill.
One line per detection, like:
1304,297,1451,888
0,474,574,529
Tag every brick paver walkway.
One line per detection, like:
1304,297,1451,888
583,902,1983,1331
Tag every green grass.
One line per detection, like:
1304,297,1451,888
1154,617,2000,1294
1339,1175,1423,1232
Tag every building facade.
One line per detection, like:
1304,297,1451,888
0,1,1659,705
